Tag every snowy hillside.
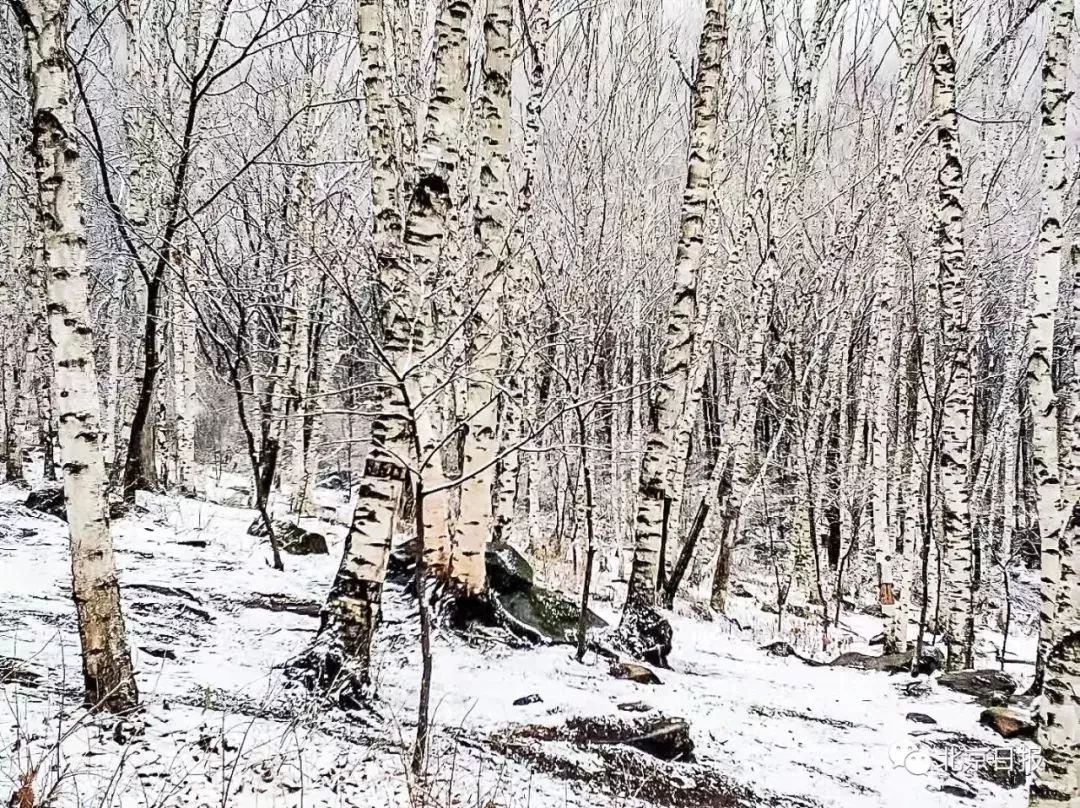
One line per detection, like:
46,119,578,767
1,482,1039,808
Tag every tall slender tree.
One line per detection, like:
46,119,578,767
620,0,727,654
8,0,138,712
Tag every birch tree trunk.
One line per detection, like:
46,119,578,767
1027,0,1072,695
1030,3,1080,803
295,0,474,703
622,0,726,634
873,0,914,653
929,0,974,672
448,0,513,596
283,80,319,516
492,0,548,546
10,0,138,712
171,0,203,497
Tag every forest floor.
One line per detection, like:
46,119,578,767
0,477,1040,808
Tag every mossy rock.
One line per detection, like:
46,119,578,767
486,541,534,592
494,585,605,644
979,706,1035,739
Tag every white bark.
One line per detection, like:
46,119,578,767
624,0,726,614
13,0,138,712
449,0,513,595
304,0,474,701
492,0,548,546
874,0,914,653
929,0,974,672
1028,0,1072,690
1031,2,1079,803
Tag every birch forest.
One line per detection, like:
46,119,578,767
1,0,1079,806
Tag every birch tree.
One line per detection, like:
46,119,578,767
1027,0,1072,695
929,0,974,672
620,0,726,653
8,0,138,713
293,0,475,703
1030,0,1080,802
449,0,513,596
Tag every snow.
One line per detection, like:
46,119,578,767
0,480,1038,807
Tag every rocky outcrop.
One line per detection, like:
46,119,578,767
936,669,1017,704
979,706,1035,739
25,485,66,520
829,647,942,675
609,661,662,685
246,518,328,555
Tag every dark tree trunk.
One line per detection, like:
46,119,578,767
122,274,163,500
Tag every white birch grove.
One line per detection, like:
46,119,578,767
0,0,1078,795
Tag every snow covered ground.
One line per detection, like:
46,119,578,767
0,480,1039,807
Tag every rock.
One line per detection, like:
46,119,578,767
786,603,810,618
730,582,753,598
486,542,534,592
617,701,653,712
761,641,798,658
247,518,328,555
493,585,606,644
906,712,937,725
316,470,352,490
939,785,978,799
609,661,662,685
937,670,1018,703
897,680,933,698
278,524,328,555
562,714,693,762
0,656,40,688
614,604,673,667
513,694,542,706
25,485,66,519
979,706,1035,739
830,648,942,675
829,651,909,672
